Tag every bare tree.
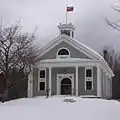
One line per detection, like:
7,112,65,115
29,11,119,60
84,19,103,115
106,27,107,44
102,46,120,98
0,23,38,101
105,1,120,98
106,0,120,31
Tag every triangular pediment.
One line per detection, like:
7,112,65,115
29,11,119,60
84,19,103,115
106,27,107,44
38,34,102,60
36,34,113,77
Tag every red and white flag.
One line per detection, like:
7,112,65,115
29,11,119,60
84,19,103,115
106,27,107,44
66,6,74,12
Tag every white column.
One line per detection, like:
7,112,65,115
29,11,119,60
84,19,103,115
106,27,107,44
75,66,79,96
106,76,108,97
103,73,105,97
27,67,33,98
110,78,112,98
107,77,110,98
97,65,101,98
49,67,52,96
104,73,107,97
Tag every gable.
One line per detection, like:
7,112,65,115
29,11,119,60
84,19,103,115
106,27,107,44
36,35,114,77
39,41,91,60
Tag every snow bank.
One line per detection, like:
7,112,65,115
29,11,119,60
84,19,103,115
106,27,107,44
0,96,120,120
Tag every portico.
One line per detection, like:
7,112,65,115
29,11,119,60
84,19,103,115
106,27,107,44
36,58,101,97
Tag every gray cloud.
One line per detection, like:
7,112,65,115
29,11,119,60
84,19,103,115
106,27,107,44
0,0,120,52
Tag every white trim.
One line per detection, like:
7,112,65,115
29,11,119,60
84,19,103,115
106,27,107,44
38,68,46,91
38,35,94,59
38,35,63,58
49,67,52,96
57,74,74,95
106,75,109,97
106,76,110,97
38,68,46,80
56,47,70,59
64,37,96,60
100,61,114,78
85,67,93,91
110,78,112,98
37,34,114,77
27,67,33,98
38,81,46,91
37,58,99,68
104,73,107,97
75,66,78,96
57,55,70,59
79,95,97,98
97,65,101,97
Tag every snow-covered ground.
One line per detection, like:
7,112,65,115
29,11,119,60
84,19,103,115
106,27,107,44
0,96,120,120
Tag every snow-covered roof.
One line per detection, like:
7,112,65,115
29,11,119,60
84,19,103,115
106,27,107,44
38,34,114,77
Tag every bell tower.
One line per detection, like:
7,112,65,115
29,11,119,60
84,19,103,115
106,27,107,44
58,22,75,38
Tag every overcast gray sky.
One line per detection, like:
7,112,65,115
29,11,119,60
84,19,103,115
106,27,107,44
0,0,120,52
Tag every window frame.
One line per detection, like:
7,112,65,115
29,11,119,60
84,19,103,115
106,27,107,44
39,70,46,79
38,68,46,80
38,68,46,91
39,81,46,91
85,67,93,91
57,47,70,59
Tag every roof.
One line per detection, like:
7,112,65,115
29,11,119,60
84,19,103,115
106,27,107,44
38,34,114,77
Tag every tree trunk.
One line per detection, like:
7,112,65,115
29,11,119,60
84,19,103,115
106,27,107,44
2,73,9,102
4,89,8,100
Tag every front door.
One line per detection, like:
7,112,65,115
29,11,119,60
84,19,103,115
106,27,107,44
61,78,72,95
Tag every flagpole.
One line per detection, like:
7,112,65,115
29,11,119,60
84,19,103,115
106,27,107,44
66,6,74,24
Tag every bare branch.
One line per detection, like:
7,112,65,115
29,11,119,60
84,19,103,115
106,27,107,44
111,4,120,12
0,23,39,94
105,17,120,31
106,1,120,32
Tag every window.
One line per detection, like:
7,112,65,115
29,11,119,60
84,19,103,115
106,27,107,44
57,48,70,59
39,82,45,91
58,49,69,55
86,69,92,77
40,70,45,78
38,68,46,91
86,81,92,90
85,68,93,91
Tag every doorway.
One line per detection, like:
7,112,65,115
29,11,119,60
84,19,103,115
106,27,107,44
61,78,72,95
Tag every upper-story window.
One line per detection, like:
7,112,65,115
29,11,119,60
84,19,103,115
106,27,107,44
57,47,70,59
40,70,45,78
